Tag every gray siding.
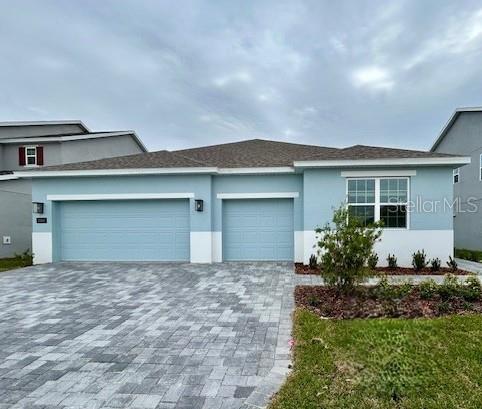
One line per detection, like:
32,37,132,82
0,179,32,258
433,112,482,250
0,124,85,139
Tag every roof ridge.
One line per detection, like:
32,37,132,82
168,151,211,166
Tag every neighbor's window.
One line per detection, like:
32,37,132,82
347,178,409,228
453,168,460,184
25,146,37,165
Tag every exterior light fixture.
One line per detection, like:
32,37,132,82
32,202,44,214
195,199,204,212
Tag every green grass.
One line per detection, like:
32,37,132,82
269,310,482,409
0,256,32,272
455,248,482,263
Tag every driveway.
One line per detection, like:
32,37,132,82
0,263,295,409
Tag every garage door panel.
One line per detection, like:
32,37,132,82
58,200,190,261
223,199,294,261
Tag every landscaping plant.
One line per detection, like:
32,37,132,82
419,278,438,299
412,249,427,271
308,254,318,270
315,205,382,293
387,254,397,270
367,252,379,271
447,256,458,272
430,257,441,272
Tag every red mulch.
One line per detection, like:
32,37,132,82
296,285,482,319
294,263,469,276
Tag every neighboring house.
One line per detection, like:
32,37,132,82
19,139,468,266
0,120,146,258
431,107,482,251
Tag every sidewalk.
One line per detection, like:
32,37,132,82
455,258,482,275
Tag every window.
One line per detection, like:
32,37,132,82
25,146,37,165
347,178,409,229
453,168,459,184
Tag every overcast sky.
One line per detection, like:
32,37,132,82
1,1,482,151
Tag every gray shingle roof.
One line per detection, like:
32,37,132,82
36,138,457,171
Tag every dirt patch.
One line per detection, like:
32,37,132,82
294,263,469,276
295,285,482,319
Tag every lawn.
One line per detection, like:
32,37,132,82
269,310,482,409
0,255,32,272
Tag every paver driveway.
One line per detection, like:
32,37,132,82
0,262,295,409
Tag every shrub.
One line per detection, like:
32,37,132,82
455,248,482,262
374,277,412,300
367,252,379,271
412,250,427,271
387,254,398,270
462,276,481,301
309,254,318,270
438,274,461,300
315,205,382,293
419,279,438,299
430,258,441,272
447,256,458,272
13,249,33,267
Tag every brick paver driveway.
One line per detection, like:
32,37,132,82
0,263,295,409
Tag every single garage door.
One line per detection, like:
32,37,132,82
223,199,294,261
58,199,190,261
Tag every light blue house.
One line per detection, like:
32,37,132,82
19,139,469,266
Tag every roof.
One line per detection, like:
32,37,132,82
0,120,90,132
26,139,466,174
430,107,482,152
0,130,147,152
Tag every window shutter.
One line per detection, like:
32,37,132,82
18,147,26,166
36,146,44,166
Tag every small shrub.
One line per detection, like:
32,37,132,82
430,258,441,272
308,254,318,270
419,279,438,299
438,274,461,300
438,300,451,314
13,249,33,267
447,256,458,272
412,250,427,271
316,205,382,293
367,252,379,270
462,276,481,301
374,277,412,300
306,294,319,307
387,254,398,270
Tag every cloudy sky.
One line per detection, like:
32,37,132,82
1,1,482,151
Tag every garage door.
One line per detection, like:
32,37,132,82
58,200,190,261
222,199,294,261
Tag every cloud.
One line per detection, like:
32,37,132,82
351,66,394,91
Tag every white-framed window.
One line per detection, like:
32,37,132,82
25,146,37,165
347,177,409,229
453,167,460,184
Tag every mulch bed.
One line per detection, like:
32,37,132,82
294,263,469,276
296,285,482,319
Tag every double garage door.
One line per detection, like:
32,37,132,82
57,198,294,262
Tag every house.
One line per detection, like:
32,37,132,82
431,107,482,252
0,120,147,258
19,139,469,266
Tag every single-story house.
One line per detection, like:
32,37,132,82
18,139,470,266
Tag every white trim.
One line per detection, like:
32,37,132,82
218,167,295,174
32,232,52,264
46,193,195,201
25,145,38,166
16,167,218,177
1,131,147,152
341,169,416,177
212,232,222,262
0,175,18,181
294,231,304,263
453,167,460,184
294,157,471,167
190,232,212,263
216,192,299,199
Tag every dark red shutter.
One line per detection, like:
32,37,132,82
36,146,44,166
18,147,26,166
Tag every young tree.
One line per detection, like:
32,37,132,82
316,205,383,293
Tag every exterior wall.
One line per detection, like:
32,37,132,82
0,124,85,139
31,166,455,266
433,111,482,250
3,135,143,171
0,179,32,258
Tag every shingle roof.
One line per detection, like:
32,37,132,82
36,138,458,171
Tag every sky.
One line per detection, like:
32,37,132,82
1,0,482,151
